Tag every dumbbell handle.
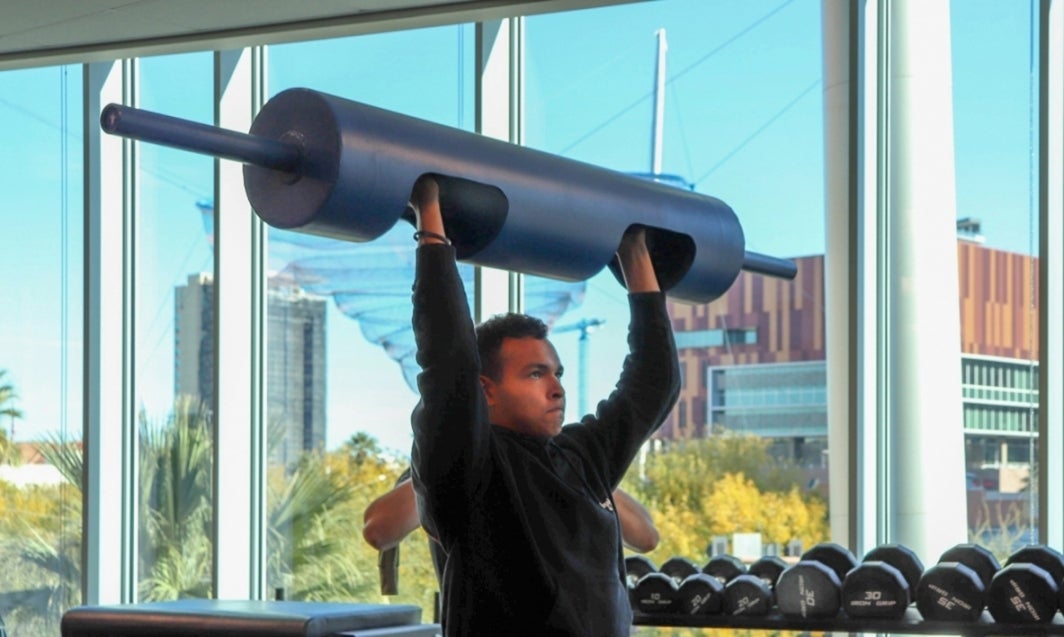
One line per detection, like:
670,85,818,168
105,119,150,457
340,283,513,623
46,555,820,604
100,103,302,173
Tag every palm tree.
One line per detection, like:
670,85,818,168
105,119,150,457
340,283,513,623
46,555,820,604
9,395,363,615
138,396,214,600
267,454,358,600
0,370,23,419
5,433,84,635
0,370,24,465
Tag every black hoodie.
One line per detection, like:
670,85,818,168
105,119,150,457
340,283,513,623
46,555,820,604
410,244,679,636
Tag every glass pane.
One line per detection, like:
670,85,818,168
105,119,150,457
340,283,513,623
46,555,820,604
523,0,828,616
951,1,1039,554
136,52,216,600
265,25,474,617
0,65,84,635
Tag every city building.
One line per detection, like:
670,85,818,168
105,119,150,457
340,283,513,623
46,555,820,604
664,234,1040,498
175,273,328,465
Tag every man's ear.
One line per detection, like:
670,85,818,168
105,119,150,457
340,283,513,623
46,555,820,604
479,375,497,406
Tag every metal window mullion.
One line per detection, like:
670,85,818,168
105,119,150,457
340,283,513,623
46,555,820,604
509,16,526,314
475,18,520,320
1039,0,1064,546
858,0,885,553
249,44,269,601
873,0,893,548
83,58,138,605
823,0,880,554
122,61,139,605
213,47,266,600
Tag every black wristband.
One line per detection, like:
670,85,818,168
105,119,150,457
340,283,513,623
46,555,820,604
413,230,451,245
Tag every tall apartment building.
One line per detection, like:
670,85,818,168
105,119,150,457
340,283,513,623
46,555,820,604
663,237,1039,496
175,273,327,465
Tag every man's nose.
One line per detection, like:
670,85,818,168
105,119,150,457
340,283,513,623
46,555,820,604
550,377,565,398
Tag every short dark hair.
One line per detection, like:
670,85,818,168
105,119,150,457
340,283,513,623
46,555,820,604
476,313,548,381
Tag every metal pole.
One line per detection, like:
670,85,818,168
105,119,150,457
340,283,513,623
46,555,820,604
651,28,668,175
578,329,589,416
100,103,302,172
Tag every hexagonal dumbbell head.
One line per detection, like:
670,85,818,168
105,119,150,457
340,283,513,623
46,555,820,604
776,560,843,619
748,555,789,590
624,555,657,589
915,561,986,621
676,573,725,615
863,543,925,593
723,573,774,616
802,542,860,583
631,572,680,614
938,543,1000,589
702,554,747,585
660,556,701,585
842,561,911,620
986,545,1064,624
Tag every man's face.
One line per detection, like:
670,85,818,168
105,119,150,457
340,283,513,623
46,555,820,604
481,336,566,437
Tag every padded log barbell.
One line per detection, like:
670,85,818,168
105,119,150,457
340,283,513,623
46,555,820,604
100,87,797,303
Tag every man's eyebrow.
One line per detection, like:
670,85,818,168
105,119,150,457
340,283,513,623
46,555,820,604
522,362,561,373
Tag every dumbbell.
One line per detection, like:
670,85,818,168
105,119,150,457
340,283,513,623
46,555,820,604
631,556,692,614
632,556,724,615
675,574,725,615
841,544,925,620
722,555,789,616
625,555,657,589
665,557,725,615
987,544,1064,623
661,556,701,583
702,554,747,584
698,554,748,616
750,554,790,586
776,542,858,619
630,572,680,614
631,572,725,616
915,543,999,621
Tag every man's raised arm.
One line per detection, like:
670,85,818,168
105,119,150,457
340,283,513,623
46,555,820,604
614,226,659,294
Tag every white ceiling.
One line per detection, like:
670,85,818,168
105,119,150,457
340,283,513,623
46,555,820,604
0,1,639,71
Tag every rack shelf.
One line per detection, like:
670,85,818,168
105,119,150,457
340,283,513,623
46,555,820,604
634,608,1064,635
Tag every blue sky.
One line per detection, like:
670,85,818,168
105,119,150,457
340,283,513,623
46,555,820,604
0,0,1040,455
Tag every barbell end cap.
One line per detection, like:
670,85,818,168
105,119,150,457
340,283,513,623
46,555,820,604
100,103,121,133
742,251,798,280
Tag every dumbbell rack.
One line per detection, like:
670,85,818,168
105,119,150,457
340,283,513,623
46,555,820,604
635,609,1064,635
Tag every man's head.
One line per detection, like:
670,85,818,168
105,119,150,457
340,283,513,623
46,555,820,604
476,313,566,437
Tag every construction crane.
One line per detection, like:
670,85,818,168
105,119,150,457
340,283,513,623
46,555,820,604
552,317,606,417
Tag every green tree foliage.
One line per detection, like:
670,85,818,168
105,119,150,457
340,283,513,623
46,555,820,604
306,435,442,618
2,419,831,634
267,452,359,600
621,432,829,565
0,433,81,636
625,432,829,637
139,396,214,600
0,397,407,634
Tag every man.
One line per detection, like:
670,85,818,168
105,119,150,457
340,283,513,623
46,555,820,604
362,472,661,596
409,176,679,636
